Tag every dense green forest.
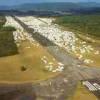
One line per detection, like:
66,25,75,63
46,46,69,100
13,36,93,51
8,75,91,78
55,15,100,37
0,16,18,57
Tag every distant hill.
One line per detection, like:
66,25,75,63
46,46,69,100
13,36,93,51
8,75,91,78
13,2,100,11
0,6,10,10
0,2,100,14
13,2,82,11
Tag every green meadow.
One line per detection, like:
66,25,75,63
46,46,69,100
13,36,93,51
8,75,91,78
0,16,18,57
55,15,100,38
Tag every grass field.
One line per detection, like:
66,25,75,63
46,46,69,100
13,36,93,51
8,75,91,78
69,82,97,100
0,40,59,82
0,16,18,57
55,15,100,38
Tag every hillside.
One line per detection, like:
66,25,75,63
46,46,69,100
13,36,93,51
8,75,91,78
0,2,100,12
13,2,100,11
55,15,100,38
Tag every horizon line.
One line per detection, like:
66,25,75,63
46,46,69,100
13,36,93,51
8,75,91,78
0,1,100,6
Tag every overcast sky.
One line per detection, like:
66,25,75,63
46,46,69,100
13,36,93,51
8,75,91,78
0,0,100,6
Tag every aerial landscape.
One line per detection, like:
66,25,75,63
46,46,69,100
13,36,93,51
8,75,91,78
0,0,100,100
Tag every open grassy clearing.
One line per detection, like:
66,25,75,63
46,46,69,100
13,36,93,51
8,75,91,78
0,16,18,57
55,15,100,38
0,40,59,83
70,82,97,100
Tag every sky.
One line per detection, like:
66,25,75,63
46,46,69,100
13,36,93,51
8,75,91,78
0,0,100,6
